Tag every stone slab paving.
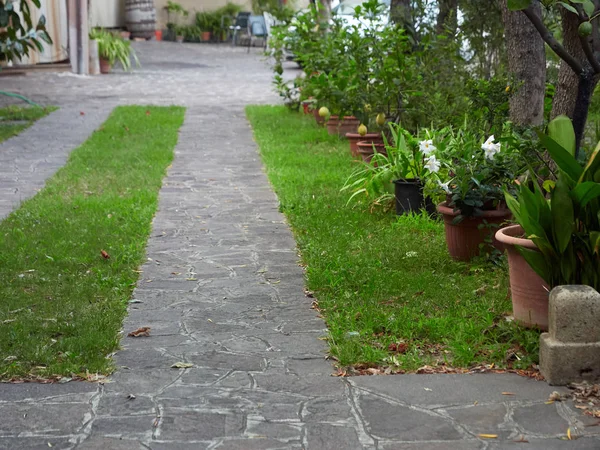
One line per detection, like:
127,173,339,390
0,107,110,220
0,43,599,449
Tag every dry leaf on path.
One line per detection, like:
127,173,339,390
478,434,498,439
100,250,110,259
501,392,516,396
127,327,151,337
171,362,193,369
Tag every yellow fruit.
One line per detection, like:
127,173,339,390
364,104,372,112
318,106,330,118
376,113,386,127
358,124,367,136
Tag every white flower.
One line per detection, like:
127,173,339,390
287,25,297,32
481,135,501,160
424,155,441,173
438,181,451,194
419,139,436,155
405,251,418,258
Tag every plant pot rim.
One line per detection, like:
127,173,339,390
495,224,538,250
328,115,358,121
345,132,381,139
357,140,385,147
436,201,509,219
393,178,421,185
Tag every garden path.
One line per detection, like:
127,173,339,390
0,43,598,449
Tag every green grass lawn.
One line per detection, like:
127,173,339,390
0,106,185,380
0,105,56,143
247,105,541,372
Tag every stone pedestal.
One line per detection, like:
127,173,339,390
540,285,600,385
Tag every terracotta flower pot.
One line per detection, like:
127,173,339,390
357,141,387,165
314,108,326,126
346,133,382,158
201,31,211,41
99,58,113,74
437,201,511,261
326,115,360,137
120,31,131,40
155,30,163,41
176,35,184,43
301,100,315,115
495,224,550,330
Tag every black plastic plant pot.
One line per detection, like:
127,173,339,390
393,179,425,215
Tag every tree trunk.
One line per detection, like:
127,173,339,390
436,0,457,34
551,7,587,119
317,0,331,22
390,0,411,25
500,0,546,126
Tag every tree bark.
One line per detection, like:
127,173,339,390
551,7,587,119
500,0,546,126
390,0,411,27
436,0,457,34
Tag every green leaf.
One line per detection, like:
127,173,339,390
542,179,555,192
516,246,551,284
591,231,600,255
507,0,533,10
571,182,600,207
551,174,574,254
558,1,578,14
583,0,595,17
537,132,583,182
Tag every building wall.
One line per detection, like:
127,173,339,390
89,0,125,28
18,0,69,64
154,0,251,28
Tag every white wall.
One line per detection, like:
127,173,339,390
89,0,125,28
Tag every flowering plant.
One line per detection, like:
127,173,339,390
431,124,524,219
383,123,443,181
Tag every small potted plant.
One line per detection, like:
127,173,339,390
175,25,185,43
497,115,600,329
89,28,140,74
196,11,215,42
433,125,520,261
165,1,188,41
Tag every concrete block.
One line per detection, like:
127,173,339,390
548,285,600,343
540,286,600,385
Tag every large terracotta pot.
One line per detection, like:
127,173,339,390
201,31,211,41
326,116,360,137
301,100,315,115
437,201,511,261
357,141,387,165
346,133,383,158
495,224,550,330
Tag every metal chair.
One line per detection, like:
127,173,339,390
247,15,267,53
229,12,251,46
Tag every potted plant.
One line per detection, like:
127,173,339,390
89,28,140,74
497,116,600,329
175,25,185,43
433,125,521,261
165,1,189,41
384,124,440,215
196,11,215,41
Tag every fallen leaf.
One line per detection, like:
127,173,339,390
146,110,151,116
127,394,136,400
80,111,85,116
548,391,563,402
100,250,110,259
388,342,408,353
502,392,516,396
478,434,498,439
127,327,151,337
567,427,572,440
514,436,529,443
424,388,432,391
171,362,193,369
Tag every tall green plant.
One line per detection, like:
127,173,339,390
90,29,139,72
505,116,600,290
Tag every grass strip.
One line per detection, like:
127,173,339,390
246,105,540,371
0,105,185,380
0,105,57,143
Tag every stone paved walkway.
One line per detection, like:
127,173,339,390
0,43,599,449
